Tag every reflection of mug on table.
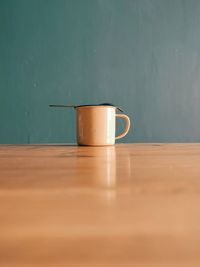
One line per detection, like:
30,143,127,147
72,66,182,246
82,146,116,187
72,146,132,188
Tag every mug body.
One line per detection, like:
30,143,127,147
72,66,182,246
76,106,115,146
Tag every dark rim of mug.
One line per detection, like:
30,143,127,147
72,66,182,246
76,104,124,112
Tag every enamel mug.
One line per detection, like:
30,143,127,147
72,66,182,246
76,105,130,146
49,103,131,146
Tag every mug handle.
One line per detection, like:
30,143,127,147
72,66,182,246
115,114,131,140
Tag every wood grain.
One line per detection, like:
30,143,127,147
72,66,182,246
0,144,200,266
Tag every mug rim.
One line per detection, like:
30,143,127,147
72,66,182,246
76,105,116,109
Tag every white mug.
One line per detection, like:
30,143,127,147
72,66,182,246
76,105,130,146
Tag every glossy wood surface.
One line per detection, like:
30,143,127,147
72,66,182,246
0,144,200,267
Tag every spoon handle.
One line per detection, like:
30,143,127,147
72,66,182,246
49,105,76,108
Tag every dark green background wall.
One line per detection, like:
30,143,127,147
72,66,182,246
1,0,200,144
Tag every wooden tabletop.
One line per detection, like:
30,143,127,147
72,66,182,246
0,144,200,267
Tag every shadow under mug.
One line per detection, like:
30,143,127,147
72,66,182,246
76,105,130,146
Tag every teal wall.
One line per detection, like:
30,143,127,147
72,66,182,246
1,0,200,144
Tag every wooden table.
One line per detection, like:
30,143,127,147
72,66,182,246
0,144,200,267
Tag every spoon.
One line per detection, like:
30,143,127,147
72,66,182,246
49,103,124,112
